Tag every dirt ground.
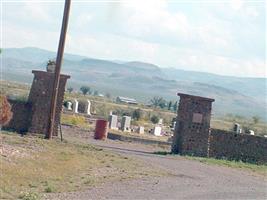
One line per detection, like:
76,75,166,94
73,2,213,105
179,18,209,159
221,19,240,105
44,125,267,200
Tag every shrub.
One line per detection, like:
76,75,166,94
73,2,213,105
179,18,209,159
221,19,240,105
61,114,87,126
19,192,39,200
150,115,159,124
0,95,13,126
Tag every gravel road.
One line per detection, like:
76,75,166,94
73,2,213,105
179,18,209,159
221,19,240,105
45,126,266,200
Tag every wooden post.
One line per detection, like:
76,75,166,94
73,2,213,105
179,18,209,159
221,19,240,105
47,0,71,139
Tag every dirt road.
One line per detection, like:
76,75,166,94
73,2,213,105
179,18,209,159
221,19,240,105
46,126,266,199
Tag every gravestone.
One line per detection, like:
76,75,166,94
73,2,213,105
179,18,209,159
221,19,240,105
66,101,72,110
153,126,162,136
108,114,118,130
233,123,241,133
171,93,215,156
138,126,145,134
158,118,163,125
73,99,79,113
121,116,131,132
249,130,255,135
85,100,91,115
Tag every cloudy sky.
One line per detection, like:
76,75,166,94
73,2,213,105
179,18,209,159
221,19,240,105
1,0,266,77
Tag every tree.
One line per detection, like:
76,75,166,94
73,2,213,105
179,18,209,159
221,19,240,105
167,101,173,110
173,101,178,112
80,86,91,96
93,90,99,96
252,116,260,124
67,87,73,93
150,96,166,109
150,115,160,124
105,92,111,99
132,109,142,120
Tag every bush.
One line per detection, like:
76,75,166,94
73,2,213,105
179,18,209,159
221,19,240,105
150,115,159,124
61,114,87,126
0,95,13,126
19,192,39,200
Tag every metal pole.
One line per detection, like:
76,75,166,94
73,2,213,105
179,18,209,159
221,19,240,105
47,0,71,139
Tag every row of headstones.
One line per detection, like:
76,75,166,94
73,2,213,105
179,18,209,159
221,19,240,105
65,99,91,115
234,123,254,135
109,114,163,136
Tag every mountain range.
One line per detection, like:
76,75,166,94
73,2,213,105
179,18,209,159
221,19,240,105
1,47,266,120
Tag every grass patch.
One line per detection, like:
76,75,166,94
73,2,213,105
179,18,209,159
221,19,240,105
185,156,267,176
61,114,89,128
0,131,165,199
152,151,267,176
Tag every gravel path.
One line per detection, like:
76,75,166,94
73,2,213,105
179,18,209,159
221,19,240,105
45,126,266,200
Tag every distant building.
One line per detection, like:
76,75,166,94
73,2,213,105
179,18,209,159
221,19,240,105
116,96,138,105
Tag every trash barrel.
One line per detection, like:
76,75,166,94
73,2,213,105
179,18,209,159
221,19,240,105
94,119,109,140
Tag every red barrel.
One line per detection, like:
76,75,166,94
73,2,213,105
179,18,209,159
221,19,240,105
94,119,109,140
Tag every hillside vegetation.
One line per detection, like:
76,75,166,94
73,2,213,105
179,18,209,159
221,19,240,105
1,47,266,120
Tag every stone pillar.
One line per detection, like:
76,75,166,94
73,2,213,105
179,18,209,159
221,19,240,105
171,93,215,157
28,70,70,136
73,99,79,113
85,100,91,115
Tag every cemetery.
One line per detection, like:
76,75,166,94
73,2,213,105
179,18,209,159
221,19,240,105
1,1,266,199
2,65,266,164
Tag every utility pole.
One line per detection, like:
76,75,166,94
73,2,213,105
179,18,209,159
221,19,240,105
47,0,71,139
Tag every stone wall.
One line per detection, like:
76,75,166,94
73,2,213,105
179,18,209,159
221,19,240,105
3,99,32,133
28,70,70,136
209,129,267,164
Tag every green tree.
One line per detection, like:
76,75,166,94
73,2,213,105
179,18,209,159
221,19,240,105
67,87,73,94
150,96,166,108
132,109,142,120
93,90,99,96
150,115,160,124
173,101,178,112
80,86,91,96
105,92,111,99
167,101,173,110
252,116,260,124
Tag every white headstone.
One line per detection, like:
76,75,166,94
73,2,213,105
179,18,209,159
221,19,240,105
85,100,91,115
121,116,131,132
158,118,163,125
234,123,240,133
109,115,118,130
249,130,255,135
66,101,72,110
153,126,162,136
138,126,145,134
73,99,79,113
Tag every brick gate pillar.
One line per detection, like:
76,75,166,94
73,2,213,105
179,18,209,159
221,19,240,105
28,70,70,136
171,93,215,157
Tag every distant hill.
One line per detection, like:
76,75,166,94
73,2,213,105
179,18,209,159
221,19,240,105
1,47,266,120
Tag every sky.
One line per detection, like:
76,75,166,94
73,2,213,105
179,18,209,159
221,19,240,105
1,0,266,77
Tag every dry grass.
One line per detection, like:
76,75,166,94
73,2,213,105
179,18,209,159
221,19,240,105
0,131,165,199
